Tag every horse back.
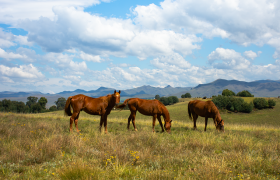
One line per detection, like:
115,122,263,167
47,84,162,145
189,100,216,118
134,98,164,115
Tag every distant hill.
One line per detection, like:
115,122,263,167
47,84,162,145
0,85,192,107
1,79,280,107
182,79,280,98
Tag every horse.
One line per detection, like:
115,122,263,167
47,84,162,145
188,100,224,132
64,90,121,133
116,98,172,133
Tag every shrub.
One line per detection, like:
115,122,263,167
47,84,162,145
222,89,236,96
212,95,253,113
49,105,57,111
240,102,254,113
253,98,268,109
268,99,276,108
237,90,254,97
181,93,191,98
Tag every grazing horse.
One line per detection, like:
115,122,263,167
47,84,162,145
188,100,224,132
64,90,121,133
116,98,172,133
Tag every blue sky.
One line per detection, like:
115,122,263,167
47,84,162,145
0,0,280,94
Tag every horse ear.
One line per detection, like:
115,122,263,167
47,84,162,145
114,90,116,94
119,90,121,94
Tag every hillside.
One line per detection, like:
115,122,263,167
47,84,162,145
1,79,280,107
172,79,280,98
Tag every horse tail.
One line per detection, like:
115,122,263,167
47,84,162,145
188,102,192,120
116,98,131,110
64,96,73,116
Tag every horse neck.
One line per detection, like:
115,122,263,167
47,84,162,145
214,108,222,122
105,95,115,108
162,107,171,123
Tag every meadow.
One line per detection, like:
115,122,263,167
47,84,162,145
0,98,279,179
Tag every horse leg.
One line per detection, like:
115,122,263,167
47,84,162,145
157,115,164,132
103,115,108,134
152,115,156,132
74,112,80,132
99,116,104,133
127,114,132,130
70,112,79,132
204,117,208,131
131,111,137,131
193,114,198,130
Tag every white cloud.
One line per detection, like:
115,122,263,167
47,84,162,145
0,48,28,60
80,51,102,62
0,64,44,80
0,0,107,25
208,48,251,69
243,50,258,60
18,7,201,60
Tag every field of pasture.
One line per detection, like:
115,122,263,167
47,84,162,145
0,97,279,179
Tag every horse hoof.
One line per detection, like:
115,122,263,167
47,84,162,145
135,129,138,131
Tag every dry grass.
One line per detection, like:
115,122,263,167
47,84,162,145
0,98,280,179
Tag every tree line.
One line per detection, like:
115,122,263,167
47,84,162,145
0,97,67,113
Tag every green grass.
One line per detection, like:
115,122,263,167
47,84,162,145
0,98,280,179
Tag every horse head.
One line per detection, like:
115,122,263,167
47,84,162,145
216,119,224,132
164,120,172,133
113,90,121,106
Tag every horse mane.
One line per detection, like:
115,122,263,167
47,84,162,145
99,94,114,105
210,102,221,125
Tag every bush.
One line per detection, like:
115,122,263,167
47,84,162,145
268,99,276,108
159,96,179,105
49,105,57,111
181,92,191,98
222,89,236,96
253,98,268,109
237,90,254,97
212,95,253,113
240,102,254,113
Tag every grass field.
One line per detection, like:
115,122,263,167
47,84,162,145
0,98,279,179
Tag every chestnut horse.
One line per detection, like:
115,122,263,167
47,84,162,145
116,98,172,133
188,100,224,132
64,90,121,133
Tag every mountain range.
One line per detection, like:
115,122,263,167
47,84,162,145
1,79,280,107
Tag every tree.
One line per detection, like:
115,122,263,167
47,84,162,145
185,93,191,98
26,96,38,108
155,95,160,100
222,89,236,96
171,96,179,104
49,105,57,111
2,99,11,112
181,94,185,98
31,103,43,113
268,99,276,108
55,97,67,110
253,98,268,109
167,97,174,104
159,97,169,106
38,97,48,109
237,90,254,97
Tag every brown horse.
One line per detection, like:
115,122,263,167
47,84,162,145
116,98,172,133
64,90,121,133
188,100,224,132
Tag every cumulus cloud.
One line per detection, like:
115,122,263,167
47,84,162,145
17,7,201,60
0,48,28,60
243,50,259,60
80,51,102,62
0,64,44,82
208,48,251,69
133,0,280,49
0,0,109,25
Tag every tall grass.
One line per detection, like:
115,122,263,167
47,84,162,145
0,98,279,179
